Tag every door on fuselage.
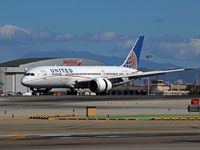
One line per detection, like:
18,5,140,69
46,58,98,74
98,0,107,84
41,70,47,79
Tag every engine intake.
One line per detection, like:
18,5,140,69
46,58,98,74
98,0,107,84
89,78,112,93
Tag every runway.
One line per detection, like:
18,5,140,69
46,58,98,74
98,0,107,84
1,95,200,149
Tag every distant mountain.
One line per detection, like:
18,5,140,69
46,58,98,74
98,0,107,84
20,50,182,70
19,50,200,84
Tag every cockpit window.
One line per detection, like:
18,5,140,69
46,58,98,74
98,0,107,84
25,73,30,76
25,73,35,76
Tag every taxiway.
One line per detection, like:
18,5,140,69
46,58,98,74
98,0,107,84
0,95,200,149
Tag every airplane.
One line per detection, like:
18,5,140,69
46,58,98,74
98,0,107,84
21,36,199,95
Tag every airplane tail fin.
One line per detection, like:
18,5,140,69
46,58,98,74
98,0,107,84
121,36,144,69
77,60,82,66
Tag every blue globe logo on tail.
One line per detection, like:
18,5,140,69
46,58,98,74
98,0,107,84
121,36,144,69
123,51,137,69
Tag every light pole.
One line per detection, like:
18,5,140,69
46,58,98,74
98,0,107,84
146,55,152,95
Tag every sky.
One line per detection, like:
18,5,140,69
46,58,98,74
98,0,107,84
0,0,200,67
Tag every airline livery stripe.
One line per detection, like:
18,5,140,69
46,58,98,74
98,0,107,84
23,75,91,83
131,71,140,74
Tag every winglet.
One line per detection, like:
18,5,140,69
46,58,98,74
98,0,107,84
121,36,144,69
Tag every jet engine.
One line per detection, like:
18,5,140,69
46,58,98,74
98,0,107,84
89,78,112,93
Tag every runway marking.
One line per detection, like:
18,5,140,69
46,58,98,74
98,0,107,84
95,120,109,122
0,99,7,101
1,132,200,146
0,131,25,141
84,134,200,142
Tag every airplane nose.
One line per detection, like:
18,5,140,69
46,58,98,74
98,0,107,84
21,76,28,86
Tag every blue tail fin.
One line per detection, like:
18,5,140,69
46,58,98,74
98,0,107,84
121,36,144,69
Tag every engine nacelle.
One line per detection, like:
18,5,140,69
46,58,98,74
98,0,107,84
89,78,112,93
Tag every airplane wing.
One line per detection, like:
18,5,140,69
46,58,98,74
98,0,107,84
128,68,187,80
109,67,200,83
75,67,200,88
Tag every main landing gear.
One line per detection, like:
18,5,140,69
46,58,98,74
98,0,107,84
96,92,107,96
31,88,51,95
67,88,78,95
32,91,49,95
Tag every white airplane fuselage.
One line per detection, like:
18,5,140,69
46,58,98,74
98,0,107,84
21,66,140,89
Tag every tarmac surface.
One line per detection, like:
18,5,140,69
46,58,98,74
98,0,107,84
1,95,200,149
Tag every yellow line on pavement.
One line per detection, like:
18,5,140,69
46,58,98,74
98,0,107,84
0,131,25,141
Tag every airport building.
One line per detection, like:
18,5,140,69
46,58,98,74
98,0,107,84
0,58,107,95
108,80,189,96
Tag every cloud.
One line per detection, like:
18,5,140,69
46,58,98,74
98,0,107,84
113,39,136,52
1,25,200,64
91,31,118,41
81,31,137,42
146,35,200,60
2,24,200,62
0,24,31,38
0,24,77,45
160,38,200,59
55,33,77,41
153,17,164,23
0,25,138,45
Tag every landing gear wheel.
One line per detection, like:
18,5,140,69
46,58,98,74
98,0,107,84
32,91,40,96
96,92,107,96
67,90,71,95
67,89,78,95
74,91,77,95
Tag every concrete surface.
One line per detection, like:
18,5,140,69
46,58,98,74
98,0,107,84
0,95,200,149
